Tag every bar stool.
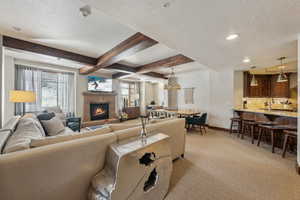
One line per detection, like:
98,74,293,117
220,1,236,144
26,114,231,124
240,119,255,139
282,130,297,158
257,124,295,153
240,120,255,141
229,117,241,134
242,121,278,144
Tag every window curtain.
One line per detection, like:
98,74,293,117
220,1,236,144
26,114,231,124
15,65,75,115
57,72,75,115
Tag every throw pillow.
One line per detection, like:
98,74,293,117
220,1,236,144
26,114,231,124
40,116,65,136
37,112,55,121
23,113,46,137
3,118,44,153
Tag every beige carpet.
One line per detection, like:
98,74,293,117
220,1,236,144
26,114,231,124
166,129,300,200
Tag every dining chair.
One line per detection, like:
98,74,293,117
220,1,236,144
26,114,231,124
186,113,207,134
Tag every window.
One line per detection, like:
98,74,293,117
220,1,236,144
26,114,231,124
120,81,140,108
41,72,58,108
15,65,75,115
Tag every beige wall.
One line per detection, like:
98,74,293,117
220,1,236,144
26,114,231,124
177,70,210,113
175,68,235,129
233,71,244,108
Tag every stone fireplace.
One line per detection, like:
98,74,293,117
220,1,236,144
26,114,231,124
82,92,117,122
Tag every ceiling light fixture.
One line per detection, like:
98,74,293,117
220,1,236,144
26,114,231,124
164,68,181,90
80,5,91,17
243,57,250,63
250,66,258,87
226,33,239,41
163,2,171,8
277,57,288,83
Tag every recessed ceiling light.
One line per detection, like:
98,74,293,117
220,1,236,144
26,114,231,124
79,5,91,17
243,57,250,63
12,26,21,32
226,33,239,40
163,2,171,8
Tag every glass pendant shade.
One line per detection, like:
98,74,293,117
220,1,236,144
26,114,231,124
277,72,288,83
276,57,288,83
250,74,258,86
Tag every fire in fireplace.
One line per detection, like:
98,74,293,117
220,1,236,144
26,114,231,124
90,103,109,121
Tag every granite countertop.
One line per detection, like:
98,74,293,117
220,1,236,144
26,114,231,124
234,108,298,118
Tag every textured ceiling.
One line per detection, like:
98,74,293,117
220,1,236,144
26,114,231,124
119,44,178,67
82,0,300,71
1,0,299,74
0,0,135,58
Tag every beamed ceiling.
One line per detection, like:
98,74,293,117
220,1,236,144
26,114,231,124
0,0,299,77
0,0,198,79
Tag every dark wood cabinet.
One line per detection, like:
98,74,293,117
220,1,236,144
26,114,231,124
270,75,290,98
244,72,271,97
123,107,140,119
243,72,290,98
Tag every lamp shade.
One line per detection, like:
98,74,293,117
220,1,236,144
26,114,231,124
9,90,36,103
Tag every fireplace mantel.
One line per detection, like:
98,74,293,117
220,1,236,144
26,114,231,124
82,91,117,122
83,91,117,96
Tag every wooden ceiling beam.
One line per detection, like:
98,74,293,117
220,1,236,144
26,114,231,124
106,63,137,73
112,72,130,79
80,32,158,74
143,72,168,79
2,36,97,65
136,54,193,73
108,64,167,79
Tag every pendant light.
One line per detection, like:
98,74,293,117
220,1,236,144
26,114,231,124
277,57,288,83
250,66,258,87
164,68,181,90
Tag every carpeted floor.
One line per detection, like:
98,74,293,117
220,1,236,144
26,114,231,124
165,129,300,200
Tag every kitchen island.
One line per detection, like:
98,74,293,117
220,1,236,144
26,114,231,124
233,108,297,126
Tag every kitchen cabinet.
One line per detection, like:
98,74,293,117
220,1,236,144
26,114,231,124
244,72,271,97
243,72,290,98
270,75,290,98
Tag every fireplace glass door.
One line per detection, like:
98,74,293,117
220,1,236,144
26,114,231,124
90,103,109,121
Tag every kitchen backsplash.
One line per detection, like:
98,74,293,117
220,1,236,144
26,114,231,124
242,97,297,110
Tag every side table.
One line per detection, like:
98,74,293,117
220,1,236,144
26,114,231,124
89,133,172,200
66,117,81,132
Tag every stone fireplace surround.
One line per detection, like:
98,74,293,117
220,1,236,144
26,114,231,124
82,91,117,123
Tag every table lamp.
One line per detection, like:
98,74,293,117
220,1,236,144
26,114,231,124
9,90,36,115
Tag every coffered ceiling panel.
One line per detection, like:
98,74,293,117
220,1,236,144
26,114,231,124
83,0,300,70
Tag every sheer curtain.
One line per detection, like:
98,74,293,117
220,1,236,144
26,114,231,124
15,65,75,115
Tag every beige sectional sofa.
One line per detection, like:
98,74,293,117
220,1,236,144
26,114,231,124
0,115,186,200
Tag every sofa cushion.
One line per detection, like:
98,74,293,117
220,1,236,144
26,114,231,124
40,116,65,136
109,123,140,132
0,116,22,153
3,117,44,153
0,130,13,154
113,126,141,142
2,115,21,130
23,113,46,137
30,127,112,147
